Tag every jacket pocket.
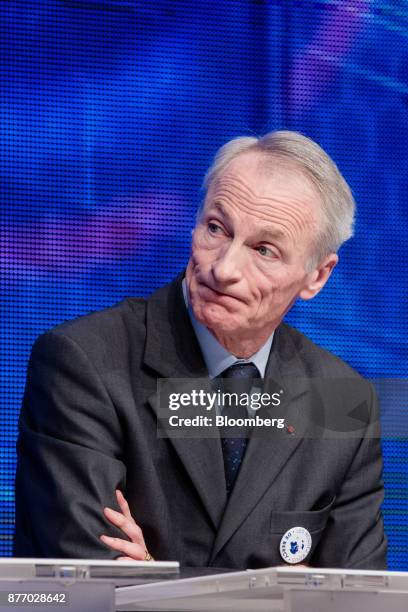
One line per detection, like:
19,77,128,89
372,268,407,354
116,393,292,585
270,496,335,535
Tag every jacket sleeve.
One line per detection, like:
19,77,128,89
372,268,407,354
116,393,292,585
14,330,128,558
312,384,387,569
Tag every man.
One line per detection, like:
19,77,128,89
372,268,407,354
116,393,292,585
14,131,387,569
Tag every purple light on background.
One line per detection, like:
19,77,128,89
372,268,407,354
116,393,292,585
289,0,371,113
2,192,191,277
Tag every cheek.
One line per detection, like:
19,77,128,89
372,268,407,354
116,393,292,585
191,230,219,265
194,226,211,248
254,269,302,305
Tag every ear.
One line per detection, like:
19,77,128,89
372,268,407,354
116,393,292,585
299,253,338,300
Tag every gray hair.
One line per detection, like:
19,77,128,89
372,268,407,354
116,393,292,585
202,130,355,268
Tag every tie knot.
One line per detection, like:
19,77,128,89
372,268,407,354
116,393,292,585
220,362,260,397
222,362,260,380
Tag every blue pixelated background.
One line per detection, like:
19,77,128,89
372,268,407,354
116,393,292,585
1,0,408,567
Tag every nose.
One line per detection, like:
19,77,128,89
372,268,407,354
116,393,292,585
211,241,243,286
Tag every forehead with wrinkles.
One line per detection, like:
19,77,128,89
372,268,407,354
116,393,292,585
204,151,323,244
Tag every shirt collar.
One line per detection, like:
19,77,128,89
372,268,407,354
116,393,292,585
182,278,274,379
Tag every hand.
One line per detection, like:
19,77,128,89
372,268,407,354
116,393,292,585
100,490,153,561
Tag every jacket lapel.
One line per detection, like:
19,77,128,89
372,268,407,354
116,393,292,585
143,273,227,531
210,323,312,562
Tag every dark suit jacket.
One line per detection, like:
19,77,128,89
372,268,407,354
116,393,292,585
14,272,387,569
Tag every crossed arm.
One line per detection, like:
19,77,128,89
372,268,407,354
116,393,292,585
14,330,151,558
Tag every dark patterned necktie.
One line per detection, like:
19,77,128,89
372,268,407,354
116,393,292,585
219,362,260,496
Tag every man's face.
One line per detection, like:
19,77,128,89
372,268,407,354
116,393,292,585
185,151,335,352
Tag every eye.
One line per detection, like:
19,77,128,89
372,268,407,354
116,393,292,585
208,222,223,234
256,245,276,258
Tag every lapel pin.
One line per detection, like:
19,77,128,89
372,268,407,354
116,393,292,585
286,425,296,435
280,526,312,564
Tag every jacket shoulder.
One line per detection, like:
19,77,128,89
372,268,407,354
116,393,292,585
35,298,147,361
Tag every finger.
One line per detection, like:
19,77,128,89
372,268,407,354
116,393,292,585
115,490,133,521
115,556,137,561
103,506,146,546
100,535,146,559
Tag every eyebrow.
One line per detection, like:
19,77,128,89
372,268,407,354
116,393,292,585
210,202,287,243
256,227,287,243
213,202,228,217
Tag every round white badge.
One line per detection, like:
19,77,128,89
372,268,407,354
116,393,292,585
279,526,312,564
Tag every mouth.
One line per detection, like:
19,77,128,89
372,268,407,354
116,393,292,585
199,281,240,302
